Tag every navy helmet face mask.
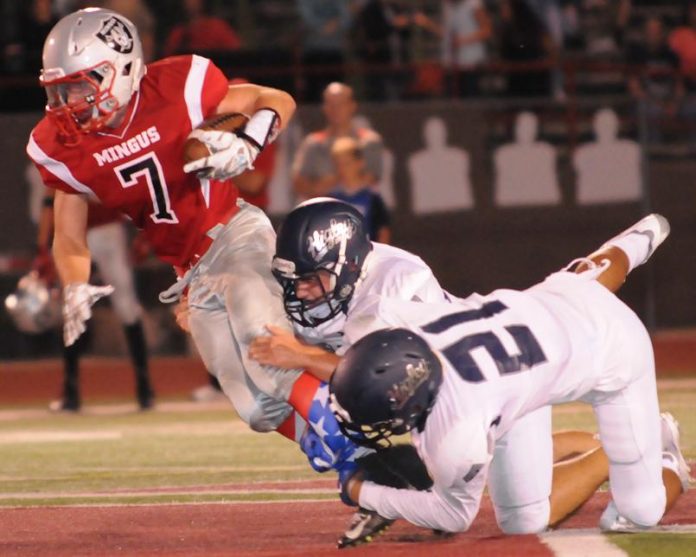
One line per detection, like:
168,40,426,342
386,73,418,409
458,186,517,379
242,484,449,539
272,198,373,328
329,328,444,450
272,263,348,328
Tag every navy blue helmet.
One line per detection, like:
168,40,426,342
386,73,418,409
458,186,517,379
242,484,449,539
272,197,373,327
329,328,444,448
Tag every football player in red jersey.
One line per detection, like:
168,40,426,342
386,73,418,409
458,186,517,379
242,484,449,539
26,8,369,503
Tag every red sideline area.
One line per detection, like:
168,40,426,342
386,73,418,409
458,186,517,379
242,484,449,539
0,491,694,557
1,330,695,404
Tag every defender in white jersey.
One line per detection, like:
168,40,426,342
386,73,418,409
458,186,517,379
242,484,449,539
250,198,619,544
331,214,690,534
250,197,452,547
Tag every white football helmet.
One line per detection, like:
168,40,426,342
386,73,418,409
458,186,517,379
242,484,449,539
4,272,62,334
40,8,145,144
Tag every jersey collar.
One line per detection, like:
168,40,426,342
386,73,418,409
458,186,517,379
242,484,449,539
96,90,141,140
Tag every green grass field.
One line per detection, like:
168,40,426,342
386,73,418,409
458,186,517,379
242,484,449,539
0,382,693,508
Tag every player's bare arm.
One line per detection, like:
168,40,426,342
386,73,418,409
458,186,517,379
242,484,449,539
53,191,114,346
216,84,296,131
52,190,90,285
233,169,267,196
249,325,339,381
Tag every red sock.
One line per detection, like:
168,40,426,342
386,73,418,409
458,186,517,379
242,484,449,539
276,372,322,443
288,372,322,420
276,411,306,443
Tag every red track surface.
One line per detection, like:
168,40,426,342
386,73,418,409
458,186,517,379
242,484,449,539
0,491,694,557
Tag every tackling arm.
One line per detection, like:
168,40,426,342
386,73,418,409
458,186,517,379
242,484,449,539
354,477,484,533
248,324,339,381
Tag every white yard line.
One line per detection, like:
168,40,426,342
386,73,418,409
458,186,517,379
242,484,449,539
0,431,123,443
0,487,335,500
0,498,335,510
541,525,696,557
540,529,628,557
0,400,233,421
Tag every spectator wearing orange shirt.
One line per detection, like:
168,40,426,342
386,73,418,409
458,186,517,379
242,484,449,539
163,0,242,56
669,2,696,90
669,2,696,143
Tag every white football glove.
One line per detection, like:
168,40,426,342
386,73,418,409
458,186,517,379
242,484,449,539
63,282,114,347
183,129,260,180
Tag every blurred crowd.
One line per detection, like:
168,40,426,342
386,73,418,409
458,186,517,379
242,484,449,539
1,0,694,104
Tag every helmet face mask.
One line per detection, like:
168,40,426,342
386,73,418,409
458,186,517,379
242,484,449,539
40,9,145,145
273,259,359,328
273,198,373,328
42,63,119,142
330,391,404,449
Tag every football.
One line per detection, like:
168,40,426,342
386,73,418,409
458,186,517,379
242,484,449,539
182,112,250,164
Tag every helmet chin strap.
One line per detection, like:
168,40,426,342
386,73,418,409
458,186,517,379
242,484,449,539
104,103,129,128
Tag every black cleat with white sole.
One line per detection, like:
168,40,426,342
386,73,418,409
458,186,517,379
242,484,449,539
337,508,394,549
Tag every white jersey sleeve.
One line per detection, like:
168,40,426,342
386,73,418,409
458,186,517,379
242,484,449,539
359,419,491,532
357,243,449,304
338,243,451,352
342,294,402,347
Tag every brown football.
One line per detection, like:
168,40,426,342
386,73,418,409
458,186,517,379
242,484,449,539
182,112,250,165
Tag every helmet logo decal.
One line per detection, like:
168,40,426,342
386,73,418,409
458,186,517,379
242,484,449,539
272,257,297,276
307,219,355,261
96,16,133,54
388,360,430,410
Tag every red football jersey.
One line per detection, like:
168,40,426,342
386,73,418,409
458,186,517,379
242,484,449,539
87,202,123,229
27,55,238,267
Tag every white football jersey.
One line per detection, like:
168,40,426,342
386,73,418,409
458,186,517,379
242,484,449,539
294,242,451,353
357,269,651,531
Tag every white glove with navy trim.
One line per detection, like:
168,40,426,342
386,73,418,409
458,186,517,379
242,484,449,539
63,282,114,346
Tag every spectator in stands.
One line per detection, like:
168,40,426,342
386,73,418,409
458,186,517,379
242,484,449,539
27,166,155,412
329,137,391,243
412,0,492,97
296,0,351,102
627,15,684,143
497,0,553,97
561,0,631,55
669,1,696,143
352,0,417,101
292,82,384,201
163,0,242,57
442,0,492,96
669,1,696,91
4,0,58,74
523,0,567,100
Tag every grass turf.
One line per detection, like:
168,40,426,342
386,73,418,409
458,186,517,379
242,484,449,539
0,385,692,505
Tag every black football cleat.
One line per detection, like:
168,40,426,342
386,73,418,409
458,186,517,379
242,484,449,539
337,508,394,549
